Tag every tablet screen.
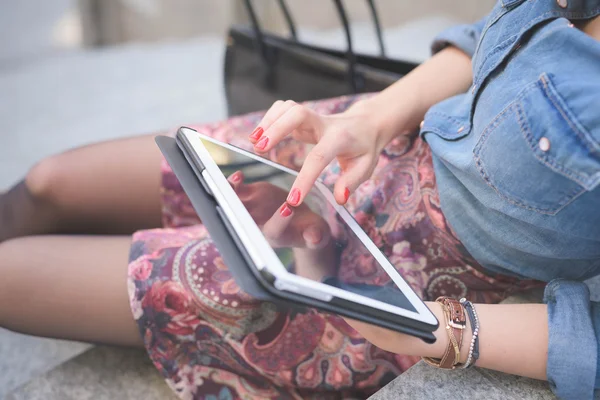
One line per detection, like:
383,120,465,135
200,137,416,313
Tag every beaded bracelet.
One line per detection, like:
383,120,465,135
459,298,480,369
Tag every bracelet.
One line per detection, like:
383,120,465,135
422,297,466,369
459,298,480,369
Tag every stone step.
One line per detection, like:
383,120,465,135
0,329,90,399
368,360,557,400
5,346,177,400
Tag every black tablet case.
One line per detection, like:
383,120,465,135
156,134,437,343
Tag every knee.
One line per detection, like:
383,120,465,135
0,238,37,332
0,240,20,323
25,155,65,202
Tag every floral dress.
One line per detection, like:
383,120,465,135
127,94,541,400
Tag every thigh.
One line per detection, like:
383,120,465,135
0,235,142,346
30,133,164,233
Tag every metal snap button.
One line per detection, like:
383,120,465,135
539,137,551,152
557,0,567,8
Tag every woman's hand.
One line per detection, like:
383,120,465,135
247,47,476,207
248,99,410,206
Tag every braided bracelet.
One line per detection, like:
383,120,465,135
422,297,467,369
459,298,480,369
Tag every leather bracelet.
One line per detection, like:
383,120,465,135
422,297,467,369
459,298,480,369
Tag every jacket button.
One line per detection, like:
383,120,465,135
557,0,568,8
539,137,551,152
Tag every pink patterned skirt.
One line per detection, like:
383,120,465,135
127,95,540,400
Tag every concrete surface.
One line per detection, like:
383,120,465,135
0,330,90,399
368,360,558,400
0,0,81,66
5,346,178,400
0,36,227,190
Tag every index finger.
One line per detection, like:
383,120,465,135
249,100,296,143
286,134,337,207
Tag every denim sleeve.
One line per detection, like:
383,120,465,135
543,279,599,400
431,16,488,58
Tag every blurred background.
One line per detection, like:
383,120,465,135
0,0,494,397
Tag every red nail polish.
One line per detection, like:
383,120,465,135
231,172,241,182
255,136,269,150
343,187,350,203
249,127,264,141
280,203,292,218
287,188,301,206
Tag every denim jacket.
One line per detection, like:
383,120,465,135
421,1,600,399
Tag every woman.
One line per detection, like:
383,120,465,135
1,1,599,399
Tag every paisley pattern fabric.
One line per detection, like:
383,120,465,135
128,94,542,400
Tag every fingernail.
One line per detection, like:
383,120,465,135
230,172,241,182
279,203,292,218
249,127,264,141
303,227,323,245
343,187,350,203
287,188,301,206
255,136,269,150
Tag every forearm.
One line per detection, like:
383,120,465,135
351,46,473,144
347,301,549,381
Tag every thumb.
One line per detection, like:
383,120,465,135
333,158,375,205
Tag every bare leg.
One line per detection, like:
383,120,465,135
0,235,142,346
1,134,164,241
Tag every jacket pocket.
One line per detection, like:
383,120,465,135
473,73,600,216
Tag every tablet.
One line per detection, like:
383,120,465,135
156,127,438,342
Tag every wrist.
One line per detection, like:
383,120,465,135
345,96,419,149
423,301,473,364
